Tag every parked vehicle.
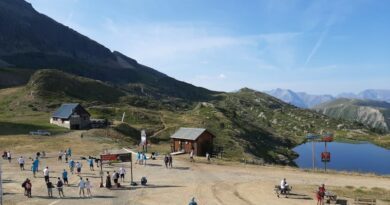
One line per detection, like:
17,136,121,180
29,130,51,136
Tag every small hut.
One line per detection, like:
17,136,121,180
170,128,215,156
50,103,90,129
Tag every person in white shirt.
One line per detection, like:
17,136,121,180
78,177,86,197
7,151,11,163
280,178,288,194
43,167,50,182
119,167,126,182
76,161,82,174
18,156,25,170
85,178,92,197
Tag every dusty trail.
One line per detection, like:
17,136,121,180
2,149,390,205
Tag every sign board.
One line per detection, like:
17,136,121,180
100,153,132,163
321,152,331,162
101,154,118,162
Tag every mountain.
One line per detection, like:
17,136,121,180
314,98,390,133
358,89,390,102
265,89,307,108
0,0,383,163
266,88,335,108
0,0,216,101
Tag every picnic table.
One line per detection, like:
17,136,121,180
324,191,337,204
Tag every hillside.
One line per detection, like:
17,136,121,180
1,71,379,164
314,98,390,133
0,0,216,101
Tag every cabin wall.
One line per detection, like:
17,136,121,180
171,131,214,156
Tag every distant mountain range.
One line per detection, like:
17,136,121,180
314,98,390,133
266,88,390,108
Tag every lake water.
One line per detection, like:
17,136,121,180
293,142,390,175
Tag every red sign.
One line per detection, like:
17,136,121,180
321,152,331,162
100,154,118,161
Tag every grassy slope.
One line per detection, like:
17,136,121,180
0,71,387,164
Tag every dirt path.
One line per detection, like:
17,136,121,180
150,112,169,138
3,152,389,205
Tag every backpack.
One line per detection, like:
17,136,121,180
115,172,120,179
57,181,63,187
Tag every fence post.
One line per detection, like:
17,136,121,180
0,159,3,205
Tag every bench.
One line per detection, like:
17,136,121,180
354,198,376,205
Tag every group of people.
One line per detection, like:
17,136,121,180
163,154,173,168
1,147,97,199
135,152,148,165
105,166,127,188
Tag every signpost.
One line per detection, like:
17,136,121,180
306,133,320,170
321,133,333,172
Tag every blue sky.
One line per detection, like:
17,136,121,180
26,0,390,94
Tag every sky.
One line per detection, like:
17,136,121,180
26,0,390,95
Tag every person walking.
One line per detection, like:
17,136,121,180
32,158,39,177
136,152,140,164
25,179,32,198
105,171,112,188
142,153,147,166
112,171,119,187
164,155,169,168
88,158,94,171
69,159,75,174
43,166,50,183
190,149,194,162
206,152,211,163
119,167,126,182
46,180,54,198
168,154,173,168
18,156,25,170
58,150,63,161
62,169,69,185
85,178,92,197
56,177,65,198
63,152,68,163
67,147,72,157
7,151,11,163
22,178,29,196
75,161,82,175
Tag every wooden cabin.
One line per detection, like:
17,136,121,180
50,103,90,129
170,128,215,156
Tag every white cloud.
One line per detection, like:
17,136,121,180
218,74,226,79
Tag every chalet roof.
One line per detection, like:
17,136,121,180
52,103,80,119
170,127,210,141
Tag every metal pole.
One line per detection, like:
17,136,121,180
130,154,133,184
324,142,327,172
0,159,3,205
100,159,104,187
312,140,315,170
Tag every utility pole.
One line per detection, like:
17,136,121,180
0,159,3,205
